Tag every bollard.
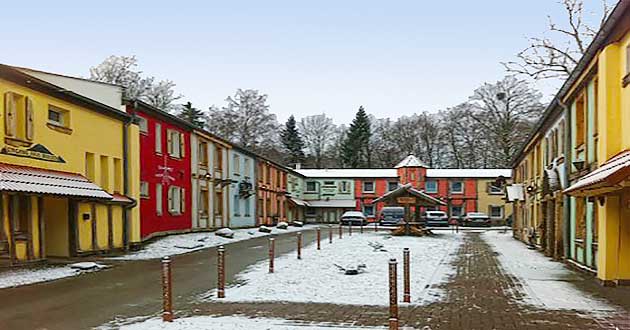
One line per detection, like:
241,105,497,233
269,238,275,273
349,222,352,236
360,222,364,234
297,232,302,260
161,257,173,322
329,225,333,244
375,221,378,232
217,246,225,298
403,248,411,303
339,223,343,239
316,228,321,250
389,258,399,330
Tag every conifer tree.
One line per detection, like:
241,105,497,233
177,102,206,128
341,106,372,168
280,115,305,165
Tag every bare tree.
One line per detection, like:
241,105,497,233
206,89,279,151
144,79,183,112
503,0,611,80
299,114,336,168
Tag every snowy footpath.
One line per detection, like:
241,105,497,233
204,231,462,306
0,225,315,289
482,231,615,313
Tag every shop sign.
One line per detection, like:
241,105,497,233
1,144,65,163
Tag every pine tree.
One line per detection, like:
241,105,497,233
341,106,372,168
177,102,206,128
280,115,305,165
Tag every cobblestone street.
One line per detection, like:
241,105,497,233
191,232,628,330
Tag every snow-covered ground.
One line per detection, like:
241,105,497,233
116,315,407,330
0,262,106,289
112,225,317,261
203,231,462,306
482,231,615,313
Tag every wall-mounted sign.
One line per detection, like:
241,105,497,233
1,144,65,163
397,197,416,204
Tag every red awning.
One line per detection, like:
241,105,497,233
0,163,112,200
564,150,630,196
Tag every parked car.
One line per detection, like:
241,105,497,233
340,211,367,226
422,211,449,227
379,206,405,226
462,212,491,227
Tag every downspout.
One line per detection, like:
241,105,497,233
122,102,135,249
559,98,571,260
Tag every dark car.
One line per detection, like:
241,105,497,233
422,211,449,227
379,207,405,226
462,212,491,227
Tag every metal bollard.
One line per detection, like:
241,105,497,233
339,223,343,239
217,246,225,298
403,248,410,303
360,222,364,234
161,257,173,322
297,232,302,260
375,221,378,232
349,222,352,236
389,258,399,330
316,228,321,250
329,225,333,244
269,238,275,273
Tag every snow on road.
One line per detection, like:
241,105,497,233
204,231,462,306
117,315,404,330
112,225,316,261
482,231,615,313
0,263,106,289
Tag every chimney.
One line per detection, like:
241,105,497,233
295,163,302,170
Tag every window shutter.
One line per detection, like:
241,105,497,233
166,131,173,156
180,187,186,213
25,97,34,141
179,133,185,158
156,184,163,215
155,124,162,154
167,186,173,212
4,92,16,137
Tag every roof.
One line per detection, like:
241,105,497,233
395,154,428,168
373,183,445,206
306,199,357,208
289,197,310,207
0,163,112,199
564,150,630,196
426,169,512,178
129,99,195,131
511,0,630,167
296,169,398,178
0,64,131,122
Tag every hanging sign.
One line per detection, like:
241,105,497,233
397,197,416,204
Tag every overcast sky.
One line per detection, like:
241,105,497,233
1,0,608,124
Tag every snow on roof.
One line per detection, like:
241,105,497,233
307,199,357,208
394,154,428,168
426,169,512,178
296,169,398,178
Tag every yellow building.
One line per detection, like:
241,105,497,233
0,65,140,266
476,178,513,226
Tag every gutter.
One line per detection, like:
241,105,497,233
559,99,571,260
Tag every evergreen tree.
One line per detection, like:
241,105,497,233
177,101,206,128
341,106,372,168
280,115,305,165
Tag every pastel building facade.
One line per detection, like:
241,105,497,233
228,147,256,228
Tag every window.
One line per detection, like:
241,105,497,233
167,130,185,158
85,152,95,181
363,204,375,217
323,181,335,186
244,158,251,176
306,181,317,193
363,181,375,193
233,154,240,175
489,183,503,195
200,189,209,216
168,186,185,215
113,158,122,193
306,208,316,216
215,190,223,216
140,181,149,198
451,206,464,217
100,156,110,190
4,92,34,142
244,197,251,216
388,182,399,192
489,206,504,219
137,116,148,134
215,146,223,171
575,93,586,149
48,106,69,127
425,180,438,193
339,181,350,193
233,194,240,216
450,181,463,193
155,123,162,154
199,141,208,165
156,184,163,215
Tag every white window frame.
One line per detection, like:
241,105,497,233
48,106,66,127
168,185,185,215
387,181,399,192
305,181,317,193
140,181,149,198
233,154,240,175
425,180,438,193
363,204,375,217
451,205,464,217
489,184,503,195
363,181,375,193
340,181,350,193
490,205,504,219
450,181,463,194
155,123,162,154
137,116,148,134
168,130,181,158
156,183,163,215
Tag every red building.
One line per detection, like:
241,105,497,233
126,100,193,239
354,172,400,221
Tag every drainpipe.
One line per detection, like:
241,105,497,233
559,99,571,260
122,103,135,249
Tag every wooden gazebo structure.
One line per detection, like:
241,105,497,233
373,183,445,231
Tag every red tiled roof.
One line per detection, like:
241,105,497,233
111,193,133,204
0,163,112,199
564,150,630,196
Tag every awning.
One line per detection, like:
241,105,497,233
565,150,630,196
307,199,356,208
289,197,310,207
0,163,113,200
506,184,525,202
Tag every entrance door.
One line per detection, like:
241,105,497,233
0,199,9,263
327,210,337,223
